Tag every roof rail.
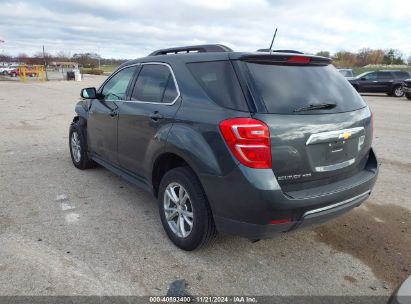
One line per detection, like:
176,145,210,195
149,44,233,56
257,49,304,54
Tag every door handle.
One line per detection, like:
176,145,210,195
149,111,164,121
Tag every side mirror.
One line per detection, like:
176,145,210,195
360,77,366,81
81,87,97,99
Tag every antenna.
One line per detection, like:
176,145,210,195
268,28,278,55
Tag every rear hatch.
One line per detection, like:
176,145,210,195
234,53,373,193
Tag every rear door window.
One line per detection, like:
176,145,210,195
244,63,366,114
376,72,393,80
131,64,178,103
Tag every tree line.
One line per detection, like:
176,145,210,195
316,48,409,67
1,48,410,68
0,51,128,68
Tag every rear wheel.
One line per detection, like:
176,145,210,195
392,86,404,97
158,167,216,251
69,119,96,169
406,93,411,100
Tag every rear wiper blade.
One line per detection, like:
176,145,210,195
294,103,336,112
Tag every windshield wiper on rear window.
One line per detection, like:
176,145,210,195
293,103,336,112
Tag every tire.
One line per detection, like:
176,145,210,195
406,93,411,100
69,119,95,170
158,167,216,251
392,86,404,97
2,71,7,75
11,73,16,77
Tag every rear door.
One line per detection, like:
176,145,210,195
374,72,394,92
117,63,181,178
88,66,138,165
239,59,372,191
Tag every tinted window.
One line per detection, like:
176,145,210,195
377,72,393,80
187,61,248,111
362,72,377,80
393,71,410,79
101,66,136,100
131,64,178,103
245,63,366,114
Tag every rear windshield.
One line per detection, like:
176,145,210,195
245,63,366,114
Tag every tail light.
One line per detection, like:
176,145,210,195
219,118,272,169
287,56,311,64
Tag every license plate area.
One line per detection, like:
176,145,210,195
327,141,349,162
306,127,365,173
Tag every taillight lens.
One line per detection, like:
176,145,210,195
219,118,272,169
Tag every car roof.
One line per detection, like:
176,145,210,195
118,44,331,68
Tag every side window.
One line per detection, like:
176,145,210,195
101,66,137,101
363,72,377,80
186,61,248,111
376,72,392,80
131,64,178,103
393,72,409,79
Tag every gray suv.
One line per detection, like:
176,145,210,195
69,44,378,250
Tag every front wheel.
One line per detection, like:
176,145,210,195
406,93,411,100
158,167,216,251
69,119,96,169
392,86,404,97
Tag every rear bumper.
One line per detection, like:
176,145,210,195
214,190,370,239
201,148,378,239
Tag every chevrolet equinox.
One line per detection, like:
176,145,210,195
69,44,378,250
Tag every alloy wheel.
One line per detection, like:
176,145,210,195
71,131,81,163
163,182,194,238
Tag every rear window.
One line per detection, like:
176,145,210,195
187,61,248,111
245,63,366,114
393,71,410,79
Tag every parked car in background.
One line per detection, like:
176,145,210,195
348,70,411,97
402,79,411,100
8,66,37,77
337,68,354,79
0,66,15,75
69,44,378,250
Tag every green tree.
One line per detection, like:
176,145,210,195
316,51,330,58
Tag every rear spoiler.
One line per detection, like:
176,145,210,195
238,54,331,66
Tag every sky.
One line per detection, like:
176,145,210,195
0,0,410,59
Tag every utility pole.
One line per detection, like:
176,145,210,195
42,45,48,80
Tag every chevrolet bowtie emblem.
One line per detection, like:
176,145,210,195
339,132,351,140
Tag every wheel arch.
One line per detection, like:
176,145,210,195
152,152,195,198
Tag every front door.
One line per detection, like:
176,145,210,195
117,63,181,179
358,72,378,92
87,66,138,165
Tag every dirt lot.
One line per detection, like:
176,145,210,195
0,77,410,296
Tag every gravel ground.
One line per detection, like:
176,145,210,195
0,77,409,296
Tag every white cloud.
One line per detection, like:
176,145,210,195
0,0,410,58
